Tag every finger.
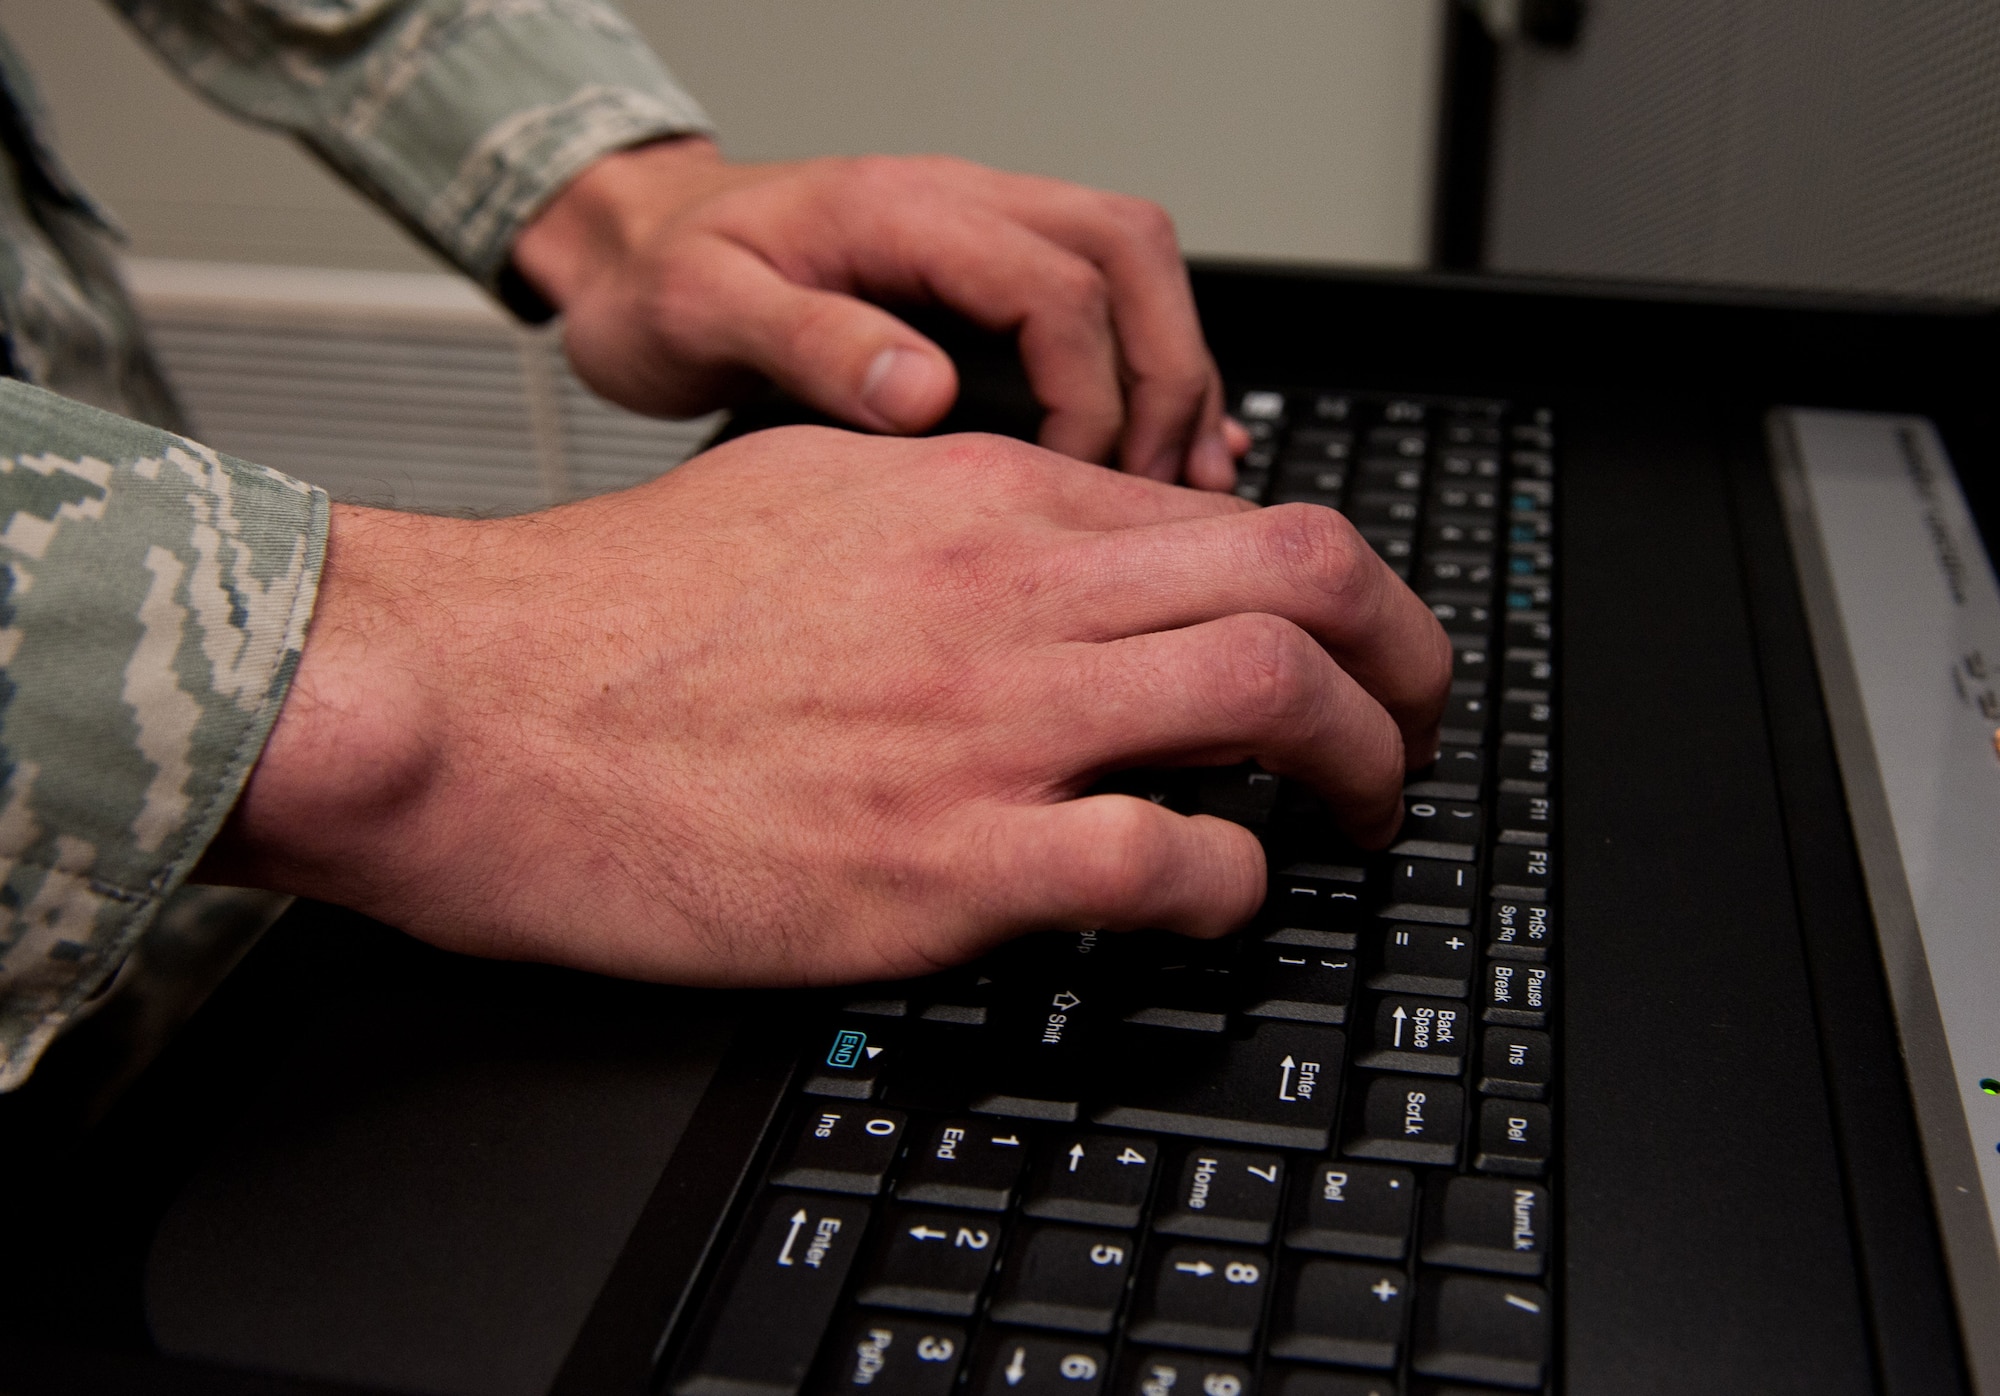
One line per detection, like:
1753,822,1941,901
961,171,1231,482
968,796,1266,938
1049,503,1453,758
1047,613,1408,845
810,194,1131,465
672,237,961,433
1182,380,1238,492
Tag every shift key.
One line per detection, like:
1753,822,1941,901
1093,1021,1345,1151
675,1191,871,1396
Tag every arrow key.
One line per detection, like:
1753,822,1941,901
853,1206,1001,1317
1129,1243,1270,1354
968,1331,1108,1396
1023,1134,1159,1227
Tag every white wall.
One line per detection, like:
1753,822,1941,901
0,1,1442,274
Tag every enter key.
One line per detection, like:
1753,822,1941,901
1092,1021,1346,1151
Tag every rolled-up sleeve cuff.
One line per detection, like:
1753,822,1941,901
304,3,714,299
0,381,327,1089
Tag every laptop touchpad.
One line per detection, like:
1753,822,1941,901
143,947,733,1396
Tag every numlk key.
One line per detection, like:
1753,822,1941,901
1420,1176,1550,1276
817,1312,966,1396
675,1192,872,1396
1094,1021,1345,1151
768,1105,906,1194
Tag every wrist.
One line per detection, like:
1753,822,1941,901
195,505,463,901
511,135,731,311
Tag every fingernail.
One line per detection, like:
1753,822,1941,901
862,346,951,431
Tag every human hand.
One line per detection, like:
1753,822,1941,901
199,431,1450,986
512,139,1250,488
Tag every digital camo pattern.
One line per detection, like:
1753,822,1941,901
0,379,327,1089
111,0,715,286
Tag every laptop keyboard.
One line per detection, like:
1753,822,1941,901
671,390,1558,1396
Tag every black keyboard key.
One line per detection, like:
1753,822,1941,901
1370,922,1476,997
1504,613,1551,648
1478,1027,1552,1101
1481,960,1551,1029
1129,1243,1271,1353
969,1332,1109,1396
1499,694,1552,738
817,1313,967,1396
1441,691,1489,743
1447,640,1491,688
1489,844,1552,901
1426,513,1499,550
1487,901,1552,962
1095,1020,1345,1151
676,1192,872,1396
1267,1259,1408,1369
1241,942,1355,1025
1404,745,1483,801
1431,482,1498,513
1264,1369,1393,1396
988,1224,1135,1333
1346,492,1420,531
1266,861,1366,928
1390,799,1482,860
771,1106,907,1194
1496,738,1552,789
854,1207,1001,1316
1358,526,1414,570
1426,596,1493,634
1124,939,1236,1033
1153,1146,1286,1243
804,1023,894,1099
1356,458,1424,492
1420,1176,1551,1276
1282,428,1353,464
1282,1160,1415,1259
1357,995,1469,1076
1345,1075,1463,1166
1023,1134,1159,1227
1418,552,1496,594
1197,764,1280,829
1495,789,1551,845
1262,923,1358,953
1502,648,1553,691
978,935,1111,1119
842,988,911,1018
896,1118,1029,1210
1476,1099,1552,1177
1409,1273,1551,1390
1368,424,1427,457
1380,860,1476,925
1117,1351,1255,1396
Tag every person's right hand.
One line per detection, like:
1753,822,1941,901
197,428,1451,987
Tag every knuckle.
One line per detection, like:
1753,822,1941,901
1256,503,1373,604
1214,613,1318,728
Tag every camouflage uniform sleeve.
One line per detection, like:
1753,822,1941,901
109,0,714,301
0,378,326,1089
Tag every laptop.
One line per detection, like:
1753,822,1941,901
0,265,1993,1396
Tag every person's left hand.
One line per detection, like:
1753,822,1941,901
511,138,1248,489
